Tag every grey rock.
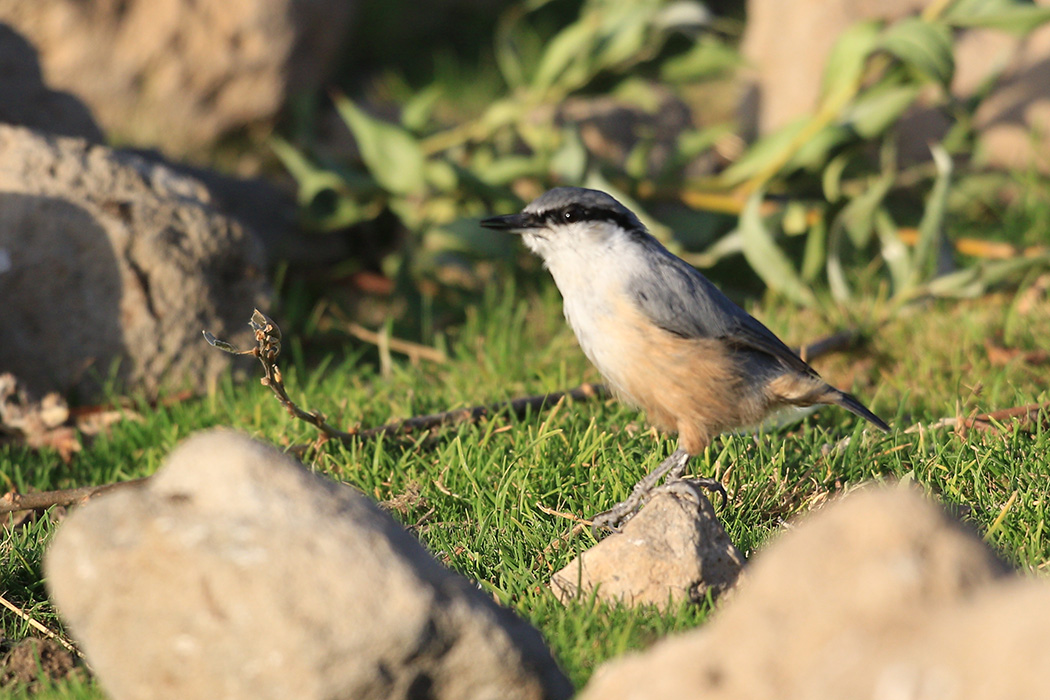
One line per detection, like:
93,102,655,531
0,125,268,400
551,489,745,609
0,0,356,154
578,485,1021,700
45,430,573,700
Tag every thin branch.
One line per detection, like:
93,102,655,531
345,322,448,364
205,310,358,440
905,401,1050,436
356,383,607,440
0,478,150,515
205,309,609,442
0,594,81,656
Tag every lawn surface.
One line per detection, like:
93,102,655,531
2,276,1049,697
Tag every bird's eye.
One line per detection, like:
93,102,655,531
562,206,585,223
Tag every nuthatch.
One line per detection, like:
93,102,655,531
481,187,890,530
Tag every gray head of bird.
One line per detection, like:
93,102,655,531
480,187,648,262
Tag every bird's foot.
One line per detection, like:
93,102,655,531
590,476,727,534
653,477,728,508
589,498,638,535
589,449,727,534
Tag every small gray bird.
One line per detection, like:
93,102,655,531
481,187,890,529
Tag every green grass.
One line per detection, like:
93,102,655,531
3,274,1049,697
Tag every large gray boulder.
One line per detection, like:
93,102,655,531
45,430,573,700
0,125,268,400
0,0,356,154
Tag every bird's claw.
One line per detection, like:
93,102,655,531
589,476,728,536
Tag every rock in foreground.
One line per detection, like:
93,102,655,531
578,485,1036,700
552,489,744,609
45,430,573,700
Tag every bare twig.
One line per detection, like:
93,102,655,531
0,478,150,515
356,383,607,440
536,503,593,527
205,309,609,443
0,594,81,656
905,401,1050,436
345,322,448,364
205,309,358,440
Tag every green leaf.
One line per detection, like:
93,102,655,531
687,229,743,268
624,139,652,181
842,82,922,138
801,215,828,282
660,36,740,83
826,215,852,303
424,159,459,193
822,153,851,203
531,18,599,94
674,124,732,161
943,0,1015,15
840,171,894,248
611,76,664,111
270,137,379,229
721,119,850,186
593,7,652,70
550,127,588,182
468,153,544,186
654,0,713,32
738,192,817,306
271,136,333,196
918,255,1048,298
333,95,427,196
879,18,954,87
425,217,517,259
480,98,524,132
782,201,811,236
719,119,807,186
789,124,852,172
874,208,912,294
495,9,527,89
820,21,881,104
401,85,443,132
946,4,1050,33
909,144,953,288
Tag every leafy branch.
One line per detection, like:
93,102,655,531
277,0,1050,312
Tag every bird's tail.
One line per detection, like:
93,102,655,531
830,389,891,433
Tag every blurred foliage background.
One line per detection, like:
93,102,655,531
273,0,1050,340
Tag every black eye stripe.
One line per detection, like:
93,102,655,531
541,206,640,232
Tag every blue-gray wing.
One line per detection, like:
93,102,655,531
628,245,818,378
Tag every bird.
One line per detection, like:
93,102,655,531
480,187,890,530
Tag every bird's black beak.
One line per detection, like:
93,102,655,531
480,213,532,232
